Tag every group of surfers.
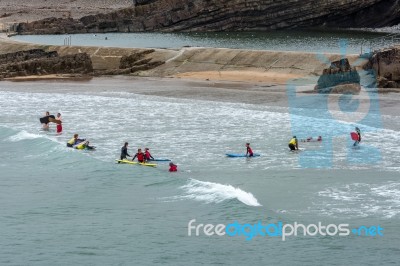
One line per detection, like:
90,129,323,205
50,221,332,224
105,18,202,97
286,127,361,152
120,142,177,172
41,111,63,133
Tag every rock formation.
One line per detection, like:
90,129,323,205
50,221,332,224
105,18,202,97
315,58,361,94
16,0,400,34
0,49,93,79
365,46,400,88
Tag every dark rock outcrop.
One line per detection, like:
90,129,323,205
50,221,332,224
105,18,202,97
315,58,361,93
93,49,164,76
365,46,400,88
16,0,400,34
0,49,93,79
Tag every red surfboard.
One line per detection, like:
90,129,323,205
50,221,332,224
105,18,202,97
350,132,359,141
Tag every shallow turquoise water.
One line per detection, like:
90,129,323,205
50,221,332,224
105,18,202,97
12,30,392,53
0,81,399,265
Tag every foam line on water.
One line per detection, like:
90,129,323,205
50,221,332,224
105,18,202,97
178,179,261,207
4,130,44,142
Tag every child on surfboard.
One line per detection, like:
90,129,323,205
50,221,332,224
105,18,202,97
132,148,146,163
144,148,155,161
246,143,254,157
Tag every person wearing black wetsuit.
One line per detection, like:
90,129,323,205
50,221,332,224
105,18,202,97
120,142,131,161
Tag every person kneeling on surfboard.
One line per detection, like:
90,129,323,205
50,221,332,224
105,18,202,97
67,134,86,148
288,136,298,151
144,148,155,161
246,143,254,157
354,127,361,146
119,142,131,161
169,162,178,172
132,149,145,163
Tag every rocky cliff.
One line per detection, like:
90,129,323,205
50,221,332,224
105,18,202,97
16,0,400,34
315,58,361,94
366,46,400,88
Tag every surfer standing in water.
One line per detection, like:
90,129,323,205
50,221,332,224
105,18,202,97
56,113,62,134
42,111,50,130
119,142,131,161
288,136,298,151
246,143,254,157
354,127,361,146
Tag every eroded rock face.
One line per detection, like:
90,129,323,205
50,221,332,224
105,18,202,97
16,0,400,34
0,49,93,79
315,58,361,94
366,47,400,88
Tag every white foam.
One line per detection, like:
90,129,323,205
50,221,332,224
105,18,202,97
316,182,400,218
178,179,261,207
5,130,43,142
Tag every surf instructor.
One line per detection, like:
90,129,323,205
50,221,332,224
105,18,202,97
288,136,298,151
120,142,131,161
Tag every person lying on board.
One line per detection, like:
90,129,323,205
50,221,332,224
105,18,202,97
144,148,155,161
132,148,146,163
300,136,322,142
67,134,86,148
246,143,254,157
288,136,298,151
169,162,178,172
119,142,131,161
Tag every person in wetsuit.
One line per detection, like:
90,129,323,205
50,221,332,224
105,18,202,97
120,142,131,161
169,162,178,172
288,136,298,151
132,148,145,163
67,134,85,148
354,127,361,146
245,143,254,157
144,148,154,161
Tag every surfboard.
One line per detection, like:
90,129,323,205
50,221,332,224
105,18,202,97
48,117,62,125
148,159,171,162
226,153,261,157
350,132,359,141
115,159,157,167
39,115,55,124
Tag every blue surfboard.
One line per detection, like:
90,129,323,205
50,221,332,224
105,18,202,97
148,159,171,162
226,153,261,157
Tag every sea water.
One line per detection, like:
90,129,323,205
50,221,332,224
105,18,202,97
0,80,399,265
12,30,395,54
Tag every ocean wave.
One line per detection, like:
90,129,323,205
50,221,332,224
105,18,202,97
174,179,261,207
4,130,44,142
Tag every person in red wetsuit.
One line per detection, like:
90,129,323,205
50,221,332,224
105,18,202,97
169,162,177,172
245,143,253,157
56,113,62,134
144,148,154,161
132,148,145,163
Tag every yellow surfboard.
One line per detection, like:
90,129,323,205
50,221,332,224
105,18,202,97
115,159,157,167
